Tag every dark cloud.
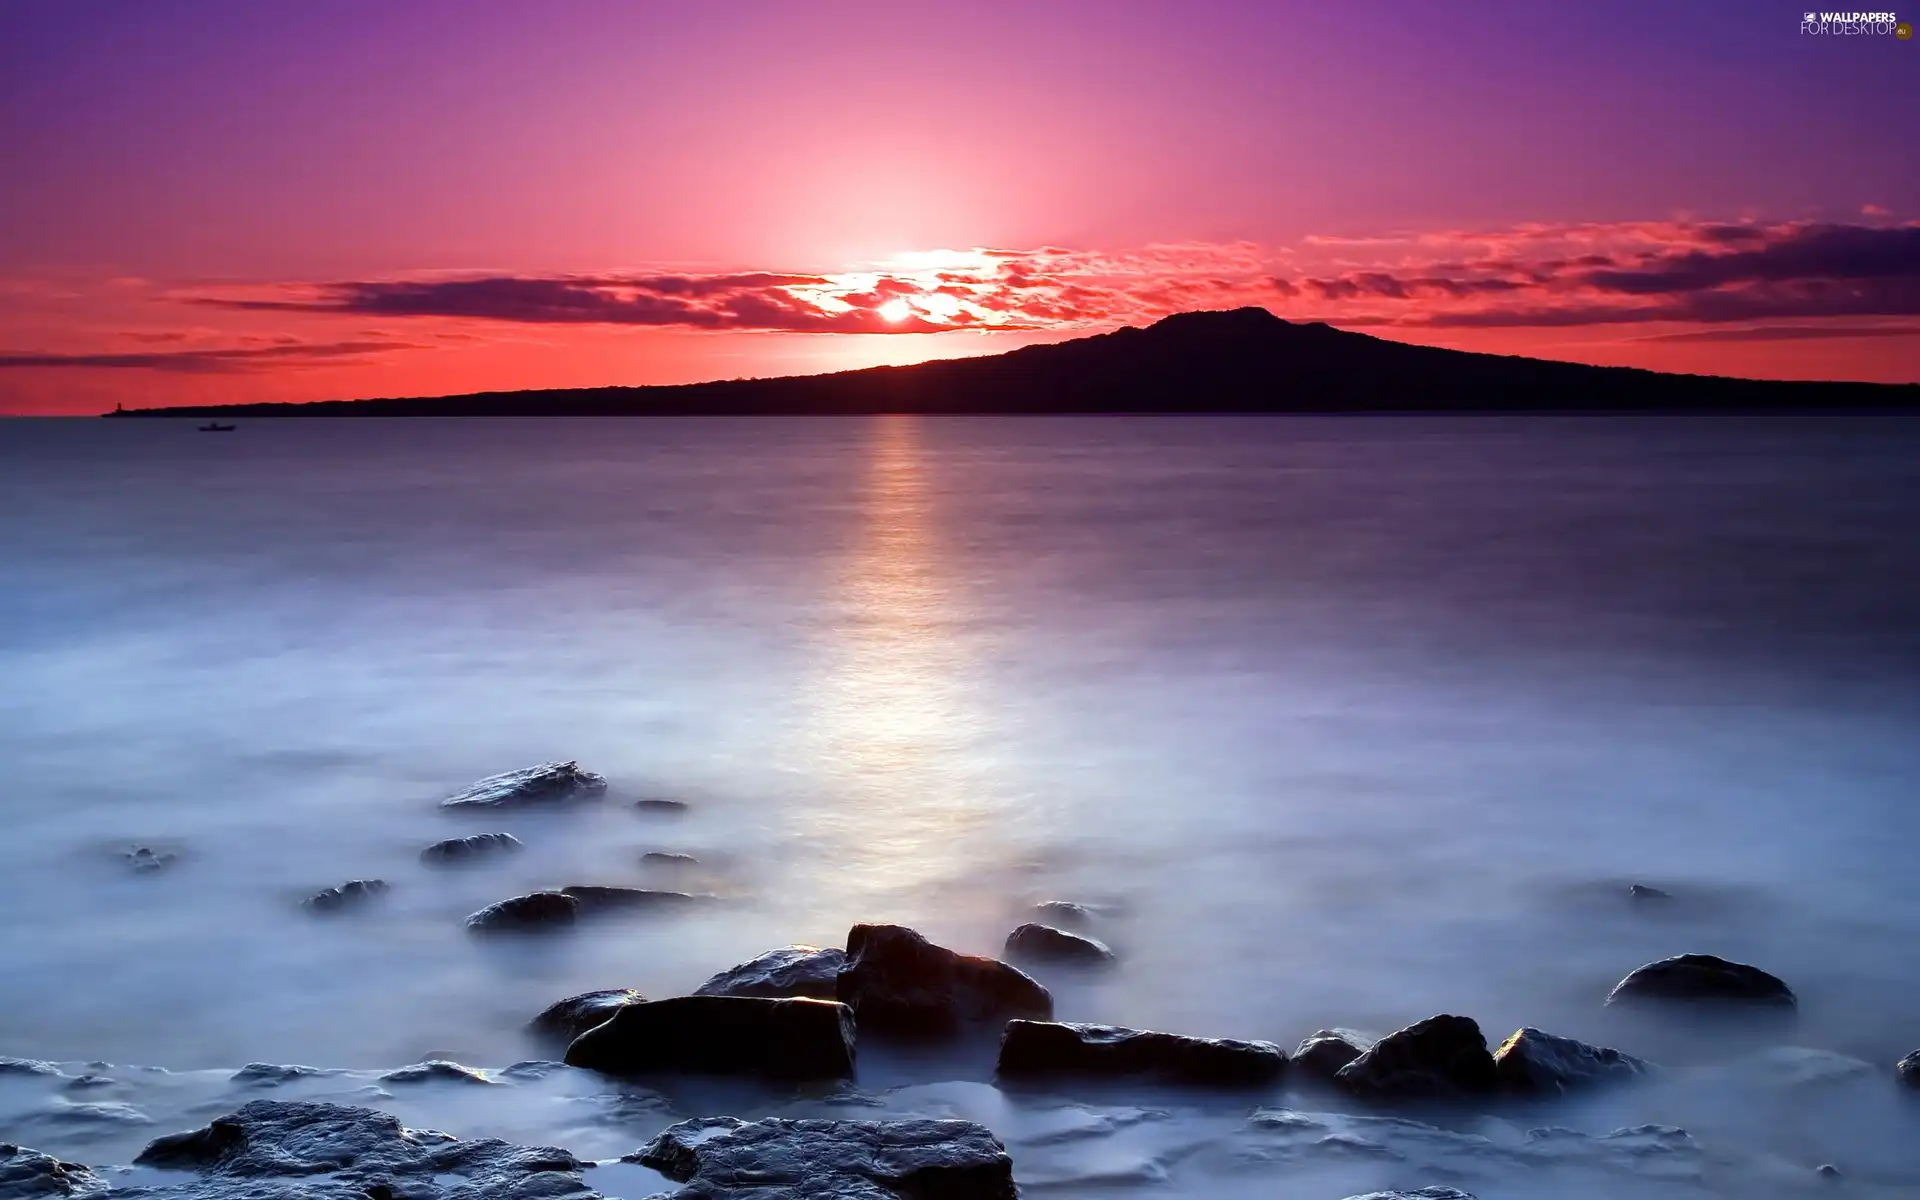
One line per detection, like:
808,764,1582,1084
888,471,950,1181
0,340,422,373
1635,324,1920,343
1579,224,1920,295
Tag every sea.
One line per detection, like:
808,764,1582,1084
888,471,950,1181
2,412,1918,1198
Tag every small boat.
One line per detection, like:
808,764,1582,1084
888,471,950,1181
197,422,236,432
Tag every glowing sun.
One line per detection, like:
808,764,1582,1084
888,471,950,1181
878,298,912,323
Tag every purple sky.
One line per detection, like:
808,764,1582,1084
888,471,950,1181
2,0,1916,413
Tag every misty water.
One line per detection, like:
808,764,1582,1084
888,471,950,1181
3,413,1919,1198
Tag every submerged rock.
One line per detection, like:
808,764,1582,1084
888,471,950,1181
378,1060,495,1087
132,1099,589,1196
694,946,847,1000
228,1063,341,1087
1491,1027,1648,1094
564,995,856,1079
1291,1029,1378,1081
1628,883,1673,902
302,879,389,913
1898,1050,1920,1088
1030,901,1099,931
633,798,690,815
635,1115,1015,1200
464,890,578,932
1334,1014,1499,1100
0,1058,59,1077
998,1020,1285,1086
1605,954,1796,1008
419,832,523,864
1342,1190,1477,1200
123,847,178,874
836,923,1052,1036
640,851,698,866
439,760,607,810
0,1143,110,1199
528,989,648,1042
557,884,709,915
1004,923,1115,967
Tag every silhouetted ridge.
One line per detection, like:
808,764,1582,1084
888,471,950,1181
104,308,1916,417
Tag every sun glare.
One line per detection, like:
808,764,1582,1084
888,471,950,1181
878,298,912,323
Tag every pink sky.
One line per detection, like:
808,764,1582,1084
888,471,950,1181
2,1,1917,414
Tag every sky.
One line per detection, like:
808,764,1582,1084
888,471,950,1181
1,0,1916,415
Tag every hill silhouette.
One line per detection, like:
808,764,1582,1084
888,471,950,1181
104,308,1916,417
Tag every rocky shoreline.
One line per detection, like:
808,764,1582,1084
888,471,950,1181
30,760,1916,1198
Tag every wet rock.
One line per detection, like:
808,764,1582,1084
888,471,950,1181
528,989,647,1042
124,847,178,874
1898,1050,1920,1087
1492,1027,1648,1094
464,890,578,932
1341,1190,1477,1200
1334,1014,1499,1100
632,798,689,815
558,885,710,915
1818,1163,1843,1178
1004,923,1115,967
998,1020,1285,1086
62,1077,114,1092
565,996,856,1080
640,851,697,866
693,946,847,1000
18,1101,151,1132
378,1060,495,1086
302,879,389,913
439,760,608,810
1605,954,1796,1008
836,923,1052,1036
1628,883,1673,902
0,1143,110,1199
132,1099,589,1196
419,832,523,864
0,1058,59,1077
1291,1029,1377,1081
229,1063,340,1087
1030,901,1098,931
635,1114,1016,1200
498,1061,562,1081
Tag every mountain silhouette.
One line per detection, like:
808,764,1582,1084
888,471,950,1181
104,308,1916,417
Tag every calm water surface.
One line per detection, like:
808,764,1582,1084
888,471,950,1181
2,414,1918,1197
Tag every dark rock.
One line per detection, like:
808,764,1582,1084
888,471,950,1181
439,760,607,810
378,1061,495,1086
124,846,178,874
566,996,856,1080
635,1114,1015,1200
1004,923,1115,966
1605,954,1796,1008
1898,1050,1920,1088
1341,1191,1478,1200
1334,1014,1499,1099
694,946,847,1000
632,798,689,815
0,1143,110,1198
528,989,647,1042
419,832,523,864
1628,883,1673,902
498,1061,562,1081
1291,1029,1377,1081
0,1058,59,1077
558,885,710,915
836,923,1052,1036
62,1077,113,1091
230,1063,340,1087
640,851,698,866
132,1100,588,1197
1491,1027,1648,1094
1030,901,1098,931
1817,1163,1843,1178
464,890,578,932
998,1020,1285,1086
303,879,389,913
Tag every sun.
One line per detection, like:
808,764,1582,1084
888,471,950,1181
878,298,912,323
